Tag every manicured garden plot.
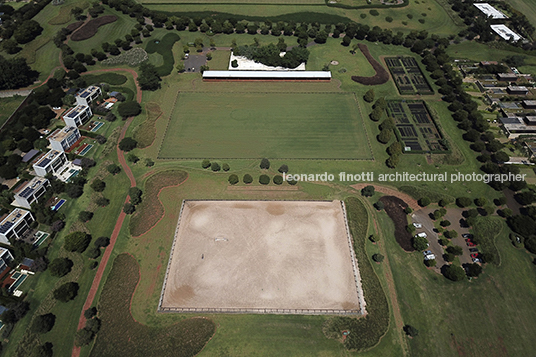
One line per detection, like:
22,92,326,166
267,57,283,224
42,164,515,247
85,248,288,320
71,15,117,41
385,56,433,95
387,100,447,154
82,73,127,85
145,33,180,77
158,91,372,160
66,21,84,32
90,254,216,357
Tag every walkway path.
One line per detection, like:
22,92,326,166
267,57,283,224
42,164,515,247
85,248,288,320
71,68,139,357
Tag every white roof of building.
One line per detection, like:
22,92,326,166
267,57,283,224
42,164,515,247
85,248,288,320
491,25,523,42
203,71,331,79
474,3,507,19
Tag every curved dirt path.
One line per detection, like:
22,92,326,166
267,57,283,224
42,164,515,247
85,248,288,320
72,69,139,357
351,183,420,211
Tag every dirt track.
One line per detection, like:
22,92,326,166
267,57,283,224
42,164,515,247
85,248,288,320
160,200,363,314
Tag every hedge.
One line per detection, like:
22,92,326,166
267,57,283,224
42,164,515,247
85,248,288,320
323,197,389,351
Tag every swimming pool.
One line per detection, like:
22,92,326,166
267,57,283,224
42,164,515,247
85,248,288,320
91,122,104,132
34,233,50,247
67,170,80,182
51,199,66,211
79,144,93,156
10,274,27,291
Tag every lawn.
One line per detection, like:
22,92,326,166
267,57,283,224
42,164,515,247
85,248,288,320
0,96,25,128
158,91,373,160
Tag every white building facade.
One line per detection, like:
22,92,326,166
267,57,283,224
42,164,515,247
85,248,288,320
0,209,35,244
33,150,68,177
63,105,92,127
13,177,50,209
48,126,81,152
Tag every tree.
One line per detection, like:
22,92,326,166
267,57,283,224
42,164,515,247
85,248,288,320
243,174,253,184
444,230,458,239
378,129,392,144
31,342,53,357
372,253,384,262
474,197,487,207
0,56,39,90
443,265,466,281
273,175,283,185
94,236,110,248
222,163,230,171
456,197,472,208
13,20,43,44
127,153,139,163
117,101,142,118
228,174,239,185
278,164,289,173
78,211,93,222
49,258,73,277
446,245,463,256
404,325,419,337
361,185,375,197
107,164,121,175
53,282,79,302
369,234,380,242
374,201,385,210
128,187,142,205
90,179,106,192
364,89,375,103
201,159,211,168
75,328,95,346
370,107,384,122
84,307,98,320
137,62,161,91
31,313,56,334
412,236,429,251
123,203,135,214
211,162,221,171
260,158,270,169
86,247,100,259
440,220,451,227
65,184,84,198
424,259,436,267
418,197,431,207
259,174,270,185
465,263,482,277
119,137,137,151
64,232,91,253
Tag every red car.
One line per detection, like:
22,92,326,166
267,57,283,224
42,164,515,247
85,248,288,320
466,239,476,247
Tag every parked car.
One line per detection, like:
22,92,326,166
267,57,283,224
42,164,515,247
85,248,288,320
462,233,473,239
466,239,476,247
469,248,479,253
423,250,433,256
416,232,427,238
472,257,482,263
413,223,422,228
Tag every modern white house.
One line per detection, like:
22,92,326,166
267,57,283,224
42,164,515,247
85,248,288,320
62,105,92,127
13,177,50,209
33,150,68,177
47,126,81,152
0,248,13,275
0,209,35,244
490,24,523,42
473,3,508,19
75,85,102,106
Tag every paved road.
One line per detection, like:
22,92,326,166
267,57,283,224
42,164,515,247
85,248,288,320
412,209,447,271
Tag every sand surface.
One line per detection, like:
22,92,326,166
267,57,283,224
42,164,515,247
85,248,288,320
160,200,363,314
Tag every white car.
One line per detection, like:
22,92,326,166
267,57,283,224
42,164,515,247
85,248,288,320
413,223,422,228
423,250,433,256
424,254,436,261
415,232,427,238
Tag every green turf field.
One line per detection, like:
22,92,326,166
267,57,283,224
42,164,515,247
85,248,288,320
158,91,373,160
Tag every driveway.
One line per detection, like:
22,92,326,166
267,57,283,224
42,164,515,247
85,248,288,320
183,54,207,73
412,209,447,272
442,208,473,265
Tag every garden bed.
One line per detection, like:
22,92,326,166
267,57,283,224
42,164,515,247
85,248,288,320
351,44,389,85
379,195,414,251
71,15,117,41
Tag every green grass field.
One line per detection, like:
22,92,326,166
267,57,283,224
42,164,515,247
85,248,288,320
158,91,373,160
0,96,25,128
142,0,324,3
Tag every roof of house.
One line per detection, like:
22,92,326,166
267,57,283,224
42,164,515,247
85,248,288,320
77,85,100,99
21,149,40,163
63,105,89,119
507,85,529,91
473,3,508,19
491,24,523,42
14,177,48,199
47,126,79,142
0,209,31,234
34,150,63,168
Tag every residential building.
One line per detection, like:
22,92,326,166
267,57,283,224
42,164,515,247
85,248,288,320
522,100,536,109
0,248,13,275
75,85,101,106
490,24,523,42
497,73,518,81
507,85,529,95
0,209,35,244
62,105,92,127
33,150,68,177
13,177,50,209
47,126,81,152
473,3,508,19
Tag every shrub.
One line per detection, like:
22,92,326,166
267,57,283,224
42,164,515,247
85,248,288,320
446,245,463,256
222,163,230,171
117,101,141,118
201,159,211,168
107,164,121,175
84,307,98,320
259,174,270,185
443,265,466,281
444,230,458,239
210,162,221,172
424,259,436,267
31,313,56,334
369,234,380,242
94,236,110,248
372,253,384,262
243,174,253,184
273,175,283,185
361,185,375,197
456,197,472,207
228,174,239,185
278,164,289,173
439,238,449,246
127,153,139,163
369,9,379,16
374,201,384,211
49,258,73,277
64,232,91,253
53,282,79,302
404,325,418,337
386,16,393,23
96,196,110,207
440,220,451,227
86,247,100,259
404,207,413,214
129,187,142,205
75,328,95,346
438,199,448,207
465,263,482,277
118,137,137,151
89,261,98,270
363,89,375,103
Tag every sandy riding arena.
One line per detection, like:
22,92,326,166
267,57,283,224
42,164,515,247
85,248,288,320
159,200,365,315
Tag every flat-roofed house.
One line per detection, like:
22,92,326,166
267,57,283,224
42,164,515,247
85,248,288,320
75,85,102,106
47,126,81,152
497,73,518,81
522,100,536,109
62,105,92,127
490,24,523,42
0,248,14,275
13,177,50,209
33,150,67,177
474,3,508,19
507,85,529,95
0,209,35,244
